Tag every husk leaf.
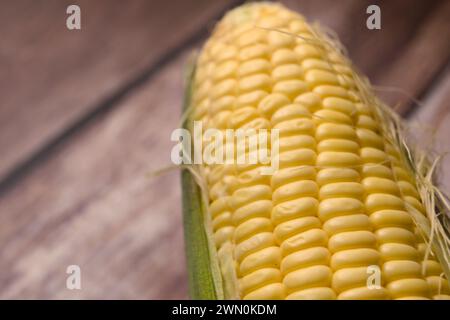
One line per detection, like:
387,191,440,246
181,56,224,299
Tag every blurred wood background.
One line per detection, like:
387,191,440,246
0,0,449,299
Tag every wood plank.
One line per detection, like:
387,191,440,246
0,48,193,299
0,0,235,183
408,68,450,192
1,0,449,299
371,0,450,114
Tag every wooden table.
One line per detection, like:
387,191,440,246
0,0,449,299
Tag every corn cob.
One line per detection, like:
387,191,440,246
182,2,450,300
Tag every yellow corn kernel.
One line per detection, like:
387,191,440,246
186,2,449,300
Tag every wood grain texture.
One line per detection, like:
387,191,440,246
409,67,450,192
0,0,449,299
372,0,450,114
0,0,234,182
0,48,193,299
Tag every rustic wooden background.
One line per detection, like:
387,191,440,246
0,0,449,299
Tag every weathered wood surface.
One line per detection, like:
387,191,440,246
0,0,235,183
0,50,191,299
0,0,449,299
409,67,450,192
